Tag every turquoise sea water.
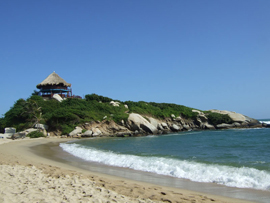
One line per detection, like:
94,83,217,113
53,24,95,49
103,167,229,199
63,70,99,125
60,119,270,192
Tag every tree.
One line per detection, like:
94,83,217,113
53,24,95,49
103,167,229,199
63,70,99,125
21,99,44,127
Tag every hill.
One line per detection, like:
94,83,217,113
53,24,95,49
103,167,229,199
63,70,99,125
0,94,262,137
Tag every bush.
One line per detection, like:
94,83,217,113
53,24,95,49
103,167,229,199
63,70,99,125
85,94,113,103
1,93,204,133
206,112,233,126
27,131,45,138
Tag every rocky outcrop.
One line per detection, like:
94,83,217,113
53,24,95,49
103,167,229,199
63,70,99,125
40,109,262,138
81,130,93,137
170,124,182,131
92,128,102,136
52,94,63,102
127,113,158,134
192,110,215,129
209,110,262,128
110,101,120,107
69,127,82,137
216,123,235,129
11,132,26,140
209,110,247,122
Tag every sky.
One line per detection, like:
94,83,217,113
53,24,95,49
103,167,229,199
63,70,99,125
0,0,269,119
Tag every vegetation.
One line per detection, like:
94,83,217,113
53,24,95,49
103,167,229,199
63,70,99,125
125,101,198,119
206,112,233,126
27,131,45,138
0,93,218,134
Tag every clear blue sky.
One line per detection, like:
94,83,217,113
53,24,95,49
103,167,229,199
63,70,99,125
1,0,269,119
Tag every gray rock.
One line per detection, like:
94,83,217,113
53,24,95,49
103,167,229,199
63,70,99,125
110,101,120,107
157,123,164,130
11,132,26,140
92,128,102,136
170,124,182,131
35,123,48,130
82,130,93,137
22,128,38,135
5,127,16,134
127,113,158,134
149,117,159,128
52,94,63,102
204,123,215,130
161,122,169,129
4,127,16,138
216,123,234,129
233,122,241,127
69,127,82,136
209,110,247,122
183,124,191,130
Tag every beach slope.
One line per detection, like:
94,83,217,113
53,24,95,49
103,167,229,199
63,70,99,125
0,138,253,203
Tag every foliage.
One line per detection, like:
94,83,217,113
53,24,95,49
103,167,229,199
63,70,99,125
3,99,29,131
85,94,113,103
206,112,233,126
27,131,45,138
0,118,5,133
61,124,75,135
1,93,201,134
125,101,198,119
32,90,39,96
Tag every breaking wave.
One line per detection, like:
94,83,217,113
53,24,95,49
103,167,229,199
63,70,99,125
60,143,270,191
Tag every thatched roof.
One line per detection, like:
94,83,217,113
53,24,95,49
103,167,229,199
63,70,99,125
36,72,71,88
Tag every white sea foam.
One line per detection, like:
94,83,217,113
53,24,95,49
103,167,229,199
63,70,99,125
60,143,270,191
260,121,270,124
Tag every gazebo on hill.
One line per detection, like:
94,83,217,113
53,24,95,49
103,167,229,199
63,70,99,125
36,72,72,99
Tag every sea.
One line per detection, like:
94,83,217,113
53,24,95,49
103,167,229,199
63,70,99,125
59,119,270,202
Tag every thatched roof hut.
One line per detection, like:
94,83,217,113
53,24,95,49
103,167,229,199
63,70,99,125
36,72,72,99
36,71,71,88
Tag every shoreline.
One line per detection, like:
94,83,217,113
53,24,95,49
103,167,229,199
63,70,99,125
0,138,259,202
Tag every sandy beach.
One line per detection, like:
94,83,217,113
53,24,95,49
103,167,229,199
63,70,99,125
0,138,255,203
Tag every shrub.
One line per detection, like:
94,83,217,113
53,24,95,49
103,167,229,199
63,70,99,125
207,112,233,126
61,124,75,135
27,131,45,138
85,94,113,103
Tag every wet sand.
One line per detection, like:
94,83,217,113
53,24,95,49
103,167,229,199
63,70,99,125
0,138,261,202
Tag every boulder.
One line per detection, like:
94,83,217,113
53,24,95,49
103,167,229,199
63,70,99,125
52,94,63,102
170,124,181,131
82,130,93,137
192,110,208,122
204,123,215,130
22,128,38,135
11,132,26,140
209,110,247,122
4,127,16,138
35,123,48,130
175,116,185,125
68,127,82,136
161,122,169,129
216,123,234,129
127,113,158,134
124,104,128,109
110,101,120,107
183,124,191,130
157,123,164,130
148,117,159,128
233,122,241,127
92,128,102,136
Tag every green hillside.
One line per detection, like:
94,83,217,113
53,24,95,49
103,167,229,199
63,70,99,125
0,93,232,134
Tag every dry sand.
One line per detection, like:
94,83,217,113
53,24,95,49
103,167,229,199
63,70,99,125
0,138,254,203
